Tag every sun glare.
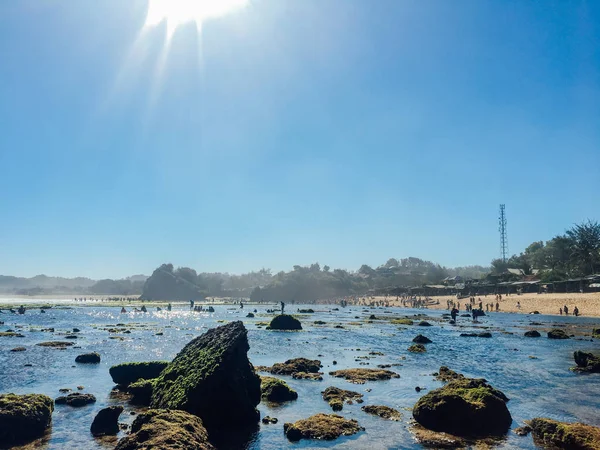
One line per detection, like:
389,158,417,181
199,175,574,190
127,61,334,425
145,0,248,35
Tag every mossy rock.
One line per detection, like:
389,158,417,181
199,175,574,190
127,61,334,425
529,418,600,449
36,341,74,348
321,386,363,411
292,372,323,381
408,344,426,353
10,347,26,352
413,378,512,437
128,379,155,405
524,330,541,338
284,413,363,441
266,314,302,330
0,393,54,446
392,318,414,325
115,409,214,450
55,392,96,407
413,334,432,344
573,351,600,373
151,321,261,432
109,361,169,386
260,376,298,403
329,368,399,384
91,406,123,436
75,352,101,364
434,366,465,382
592,328,600,337
270,358,322,376
361,405,401,421
0,332,25,338
548,329,570,339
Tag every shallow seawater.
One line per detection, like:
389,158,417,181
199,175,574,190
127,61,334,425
1,304,600,450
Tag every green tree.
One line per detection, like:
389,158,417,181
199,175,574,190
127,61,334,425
566,220,600,275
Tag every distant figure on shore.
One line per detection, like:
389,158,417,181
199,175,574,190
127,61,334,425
121,307,127,313
141,305,147,313
18,305,25,315
573,306,579,317
559,307,563,315
190,300,195,310
516,301,521,310
167,303,172,311
495,302,500,312
451,307,458,322
156,307,162,311
240,302,244,309
281,301,285,314
564,305,569,315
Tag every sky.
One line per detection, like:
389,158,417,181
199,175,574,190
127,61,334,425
0,0,598,279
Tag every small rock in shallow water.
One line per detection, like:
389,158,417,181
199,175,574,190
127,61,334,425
261,416,278,424
10,347,26,352
55,393,96,407
91,406,124,436
75,352,101,364
284,413,363,441
361,405,401,421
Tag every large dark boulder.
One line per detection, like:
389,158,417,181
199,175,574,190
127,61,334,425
109,361,169,386
548,329,570,339
529,418,600,449
573,351,600,373
413,378,512,437
267,314,302,330
76,352,101,364
151,321,261,431
90,406,123,436
0,394,54,446
260,376,298,403
115,409,214,450
413,334,432,344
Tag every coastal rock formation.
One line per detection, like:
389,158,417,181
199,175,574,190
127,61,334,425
413,378,512,437
269,358,322,376
115,409,214,450
55,393,96,407
572,351,600,373
128,379,155,405
0,394,54,446
361,405,401,421
284,413,363,441
90,406,123,436
75,352,101,364
260,376,298,403
140,264,206,301
529,418,600,449
413,334,432,344
321,386,363,411
524,330,541,337
408,344,426,353
109,361,169,386
329,368,400,384
266,314,302,330
150,321,261,431
548,329,570,339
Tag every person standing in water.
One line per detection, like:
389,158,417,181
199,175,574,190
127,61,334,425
280,301,285,314
573,306,579,317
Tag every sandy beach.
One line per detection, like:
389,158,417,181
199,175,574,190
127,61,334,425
383,292,600,317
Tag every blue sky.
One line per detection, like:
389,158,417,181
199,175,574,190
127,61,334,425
0,0,598,279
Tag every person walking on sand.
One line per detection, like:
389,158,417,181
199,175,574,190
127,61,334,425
559,307,563,315
573,306,579,317
564,305,569,315
496,302,500,312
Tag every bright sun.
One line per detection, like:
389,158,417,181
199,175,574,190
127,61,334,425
145,0,248,35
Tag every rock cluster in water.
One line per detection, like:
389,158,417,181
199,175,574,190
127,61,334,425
321,386,363,411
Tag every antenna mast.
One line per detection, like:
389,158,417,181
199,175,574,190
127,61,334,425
499,204,508,263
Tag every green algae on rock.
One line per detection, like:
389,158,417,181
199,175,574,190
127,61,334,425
109,361,169,386
434,366,465,382
321,386,363,411
408,343,427,353
329,368,400,384
391,318,414,325
572,351,600,373
260,376,298,403
128,379,155,405
55,392,96,407
529,418,600,449
284,413,363,441
266,314,302,330
548,329,570,339
0,393,54,446
150,321,261,431
268,357,322,376
115,409,214,450
361,405,401,421
413,377,512,437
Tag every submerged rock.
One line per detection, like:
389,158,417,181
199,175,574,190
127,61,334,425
269,358,322,376
321,386,363,411
548,329,570,339
524,330,541,337
572,351,600,373
115,409,214,450
151,321,261,431
413,334,432,344
391,318,413,325
260,376,298,403
408,344,427,353
55,392,96,407
460,332,492,338
0,332,25,338
284,413,363,441
0,393,54,446
418,321,433,327
36,341,74,348
413,378,512,437
529,418,600,449
292,372,323,381
90,406,123,436
329,368,400,384
361,405,401,421
10,347,26,352
266,314,302,330
75,352,101,364
109,361,169,386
